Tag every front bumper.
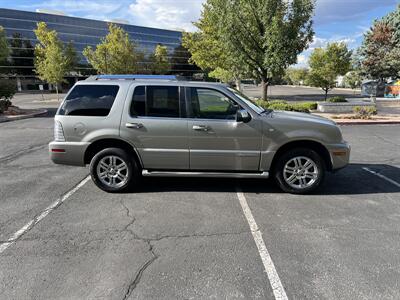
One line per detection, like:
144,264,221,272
49,141,90,166
327,141,351,170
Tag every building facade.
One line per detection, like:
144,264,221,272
0,8,198,90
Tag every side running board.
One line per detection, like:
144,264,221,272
142,170,269,179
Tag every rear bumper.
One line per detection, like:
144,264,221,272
49,141,90,166
327,142,351,170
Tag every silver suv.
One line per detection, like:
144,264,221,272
49,75,350,194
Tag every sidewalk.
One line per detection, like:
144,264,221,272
0,107,48,123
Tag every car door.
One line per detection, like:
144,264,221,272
120,84,188,170
186,87,262,171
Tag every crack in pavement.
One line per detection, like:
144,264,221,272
122,241,158,300
118,200,251,299
118,200,249,299
120,199,158,300
120,199,137,233
0,143,49,165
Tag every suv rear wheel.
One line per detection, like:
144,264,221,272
90,148,138,192
274,148,325,194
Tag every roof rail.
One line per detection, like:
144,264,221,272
87,74,179,81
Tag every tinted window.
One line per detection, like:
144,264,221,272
130,86,145,116
189,88,238,120
58,85,119,116
130,86,180,118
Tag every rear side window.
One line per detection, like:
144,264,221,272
58,85,119,116
130,86,180,118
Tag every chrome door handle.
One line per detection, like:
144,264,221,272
192,125,210,131
126,122,143,129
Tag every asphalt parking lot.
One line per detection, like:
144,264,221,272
1,96,400,299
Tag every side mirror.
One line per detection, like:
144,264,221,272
236,109,251,123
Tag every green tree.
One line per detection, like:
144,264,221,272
0,26,9,63
343,71,363,90
285,68,309,85
307,42,352,100
182,3,247,87
83,23,143,74
149,44,170,74
34,22,69,99
184,0,315,100
359,4,400,79
0,79,16,113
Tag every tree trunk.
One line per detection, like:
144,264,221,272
323,88,328,101
235,79,242,92
261,79,268,101
55,84,59,101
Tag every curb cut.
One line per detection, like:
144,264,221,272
0,109,48,123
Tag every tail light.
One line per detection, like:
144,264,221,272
54,120,65,142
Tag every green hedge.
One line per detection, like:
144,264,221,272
254,99,317,113
327,96,347,103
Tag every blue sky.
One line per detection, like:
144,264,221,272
0,0,398,66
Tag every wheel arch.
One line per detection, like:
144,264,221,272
84,138,143,168
270,140,332,173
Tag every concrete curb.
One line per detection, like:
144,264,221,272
335,120,400,125
283,85,361,92
0,109,48,123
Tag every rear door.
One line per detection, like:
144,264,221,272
186,87,262,171
120,84,188,170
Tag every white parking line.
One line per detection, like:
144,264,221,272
236,188,288,300
363,167,400,188
0,175,91,254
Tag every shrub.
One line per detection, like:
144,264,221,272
0,79,16,113
327,96,347,103
254,99,317,113
293,101,318,111
267,102,293,111
353,106,377,119
254,99,286,109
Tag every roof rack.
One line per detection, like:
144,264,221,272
86,74,180,81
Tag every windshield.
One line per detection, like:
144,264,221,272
227,87,265,114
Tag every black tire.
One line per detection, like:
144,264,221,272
89,147,139,193
274,148,325,194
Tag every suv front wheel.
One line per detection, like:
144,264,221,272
274,148,325,194
90,148,138,192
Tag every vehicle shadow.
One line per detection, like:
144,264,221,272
131,163,400,195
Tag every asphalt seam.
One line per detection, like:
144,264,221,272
0,143,50,165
